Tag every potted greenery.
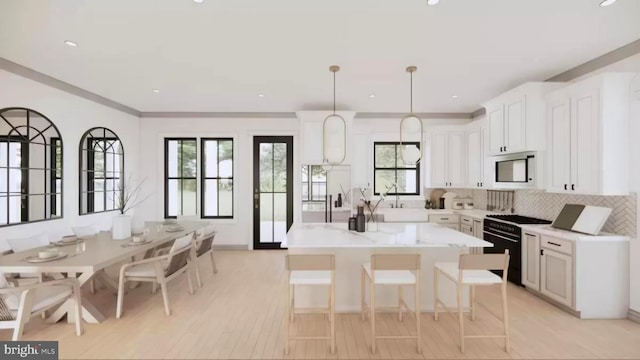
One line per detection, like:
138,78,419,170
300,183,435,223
112,176,151,240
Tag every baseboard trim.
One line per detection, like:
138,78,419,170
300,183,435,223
524,288,582,318
629,309,640,323
212,244,248,250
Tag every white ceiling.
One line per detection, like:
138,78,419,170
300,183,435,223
1,0,640,113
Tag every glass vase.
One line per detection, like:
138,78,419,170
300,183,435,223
367,220,378,232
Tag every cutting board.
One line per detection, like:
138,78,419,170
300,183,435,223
552,204,613,235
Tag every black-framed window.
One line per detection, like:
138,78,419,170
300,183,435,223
0,108,63,227
164,138,197,218
79,128,124,215
201,138,233,218
373,142,420,195
301,165,327,202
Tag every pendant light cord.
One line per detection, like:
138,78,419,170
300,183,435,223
410,71,413,113
333,70,336,114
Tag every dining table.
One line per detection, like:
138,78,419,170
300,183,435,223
0,221,208,324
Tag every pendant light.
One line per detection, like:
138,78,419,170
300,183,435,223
399,66,423,165
322,65,347,166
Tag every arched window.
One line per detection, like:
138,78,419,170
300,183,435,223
0,107,63,226
79,127,124,214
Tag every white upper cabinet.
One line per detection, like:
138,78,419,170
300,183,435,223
465,118,488,189
428,130,465,188
484,82,564,156
297,111,355,165
545,73,635,195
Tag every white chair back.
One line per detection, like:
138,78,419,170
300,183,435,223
371,254,421,271
0,273,19,310
286,254,335,271
7,234,49,253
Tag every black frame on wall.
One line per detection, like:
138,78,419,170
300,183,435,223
373,141,421,196
79,127,125,215
0,107,64,227
164,138,198,218
200,137,234,219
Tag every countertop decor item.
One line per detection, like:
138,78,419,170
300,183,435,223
358,183,395,230
552,204,613,235
113,175,152,240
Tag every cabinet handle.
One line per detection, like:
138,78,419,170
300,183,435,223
547,241,562,247
571,184,575,191
480,182,483,187
540,249,544,256
504,146,507,152
524,233,536,237
564,184,568,190
441,218,449,220
500,146,503,152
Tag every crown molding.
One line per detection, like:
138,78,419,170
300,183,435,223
140,112,297,118
0,57,141,117
355,112,472,119
470,37,640,117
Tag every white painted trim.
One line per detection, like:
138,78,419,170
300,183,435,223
629,309,640,323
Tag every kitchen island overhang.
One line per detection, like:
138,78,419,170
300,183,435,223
282,222,494,312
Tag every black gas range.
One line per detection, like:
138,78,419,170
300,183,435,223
483,214,552,285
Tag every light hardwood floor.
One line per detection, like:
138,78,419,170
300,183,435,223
2,250,640,359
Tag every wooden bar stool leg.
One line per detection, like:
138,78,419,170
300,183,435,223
290,285,295,323
433,268,439,321
370,280,376,354
330,280,336,354
361,267,366,321
457,282,465,353
502,283,510,352
398,286,404,322
285,281,290,355
415,275,421,354
471,285,476,321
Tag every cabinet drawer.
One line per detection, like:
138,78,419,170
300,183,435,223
541,236,573,255
461,216,473,225
429,214,459,224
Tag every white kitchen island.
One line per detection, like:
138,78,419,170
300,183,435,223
282,222,493,312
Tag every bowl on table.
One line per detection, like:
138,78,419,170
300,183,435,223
132,235,147,243
38,249,60,259
61,235,78,243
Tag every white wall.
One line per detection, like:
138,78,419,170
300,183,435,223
0,70,140,252
567,53,640,313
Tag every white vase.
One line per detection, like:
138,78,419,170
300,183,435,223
112,215,132,240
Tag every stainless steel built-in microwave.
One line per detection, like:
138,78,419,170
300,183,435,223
494,153,536,187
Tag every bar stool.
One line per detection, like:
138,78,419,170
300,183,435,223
433,250,510,353
284,254,335,355
361,254,421,354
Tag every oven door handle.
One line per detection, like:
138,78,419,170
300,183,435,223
484,231,519,243
483,226,519,239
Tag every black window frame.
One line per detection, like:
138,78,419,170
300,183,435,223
79,127,124,215
164,138,198,219
200,137,234,219
373,141,421,196
0,107,64,227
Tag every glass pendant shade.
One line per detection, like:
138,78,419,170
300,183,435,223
323,113,346,165
400,114,423,165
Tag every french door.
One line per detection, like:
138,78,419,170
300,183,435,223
253,136,293,249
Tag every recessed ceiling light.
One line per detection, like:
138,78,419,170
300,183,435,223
193,0,204,3
152,89,160,93
369,94,376,98
427,0,440,5
599,0,617,6
64,40,78,47
452,95,458,99
258,94,265,97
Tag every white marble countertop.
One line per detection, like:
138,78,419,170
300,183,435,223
520,224,629,242
282,222,493,248
376,208,498,220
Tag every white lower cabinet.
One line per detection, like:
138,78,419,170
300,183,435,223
472,219,483,239
540,247,573,308
429,214,460,232
522,232,574,309
522,231,541,290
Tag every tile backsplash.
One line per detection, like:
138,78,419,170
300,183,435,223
430,188,637,238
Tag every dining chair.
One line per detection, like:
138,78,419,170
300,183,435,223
284,254,336,355
433,250,511,353
192,225,217,288
5,234,63,287
361,253,422,354
116,232,196,318
0,274,83,340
